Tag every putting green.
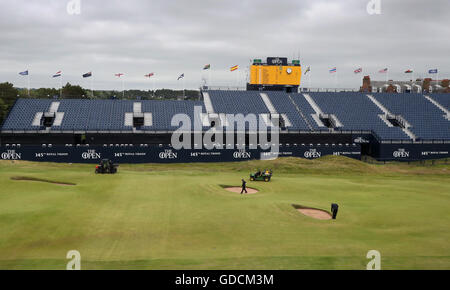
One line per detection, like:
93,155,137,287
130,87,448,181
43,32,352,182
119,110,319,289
0,156,449,269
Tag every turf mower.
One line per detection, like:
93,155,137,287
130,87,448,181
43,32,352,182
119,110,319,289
250,169,272,182
95,159,118,174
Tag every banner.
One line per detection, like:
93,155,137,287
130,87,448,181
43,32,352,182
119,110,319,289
0,144,362,164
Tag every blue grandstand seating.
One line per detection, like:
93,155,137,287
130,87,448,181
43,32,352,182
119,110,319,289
430,94,450,110
2,98,53,131
142,100,205,130
289,93,326,131
207,90,269,114
373,93,450,140
2,99,206,132
265,91,312,131
1,92,449,141
308,92,410,140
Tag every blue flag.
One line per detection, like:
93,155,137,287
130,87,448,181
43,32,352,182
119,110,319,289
304,66,311,75
428,69,438,74
19,70,29,76
83,72,92,78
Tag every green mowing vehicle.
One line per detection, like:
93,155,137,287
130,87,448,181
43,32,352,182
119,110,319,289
95,159,118,174
250,169,273,182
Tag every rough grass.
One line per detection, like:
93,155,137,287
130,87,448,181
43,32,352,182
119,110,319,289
0,156,449,270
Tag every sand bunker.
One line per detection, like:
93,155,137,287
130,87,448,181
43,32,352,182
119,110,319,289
293,205,332,220
225,187,259,194
11,176,76,186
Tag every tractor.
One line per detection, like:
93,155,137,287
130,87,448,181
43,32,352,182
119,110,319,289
95,159,118,174
250,169,272,182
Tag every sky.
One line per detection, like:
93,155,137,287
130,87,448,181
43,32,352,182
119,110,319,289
0,0,449,91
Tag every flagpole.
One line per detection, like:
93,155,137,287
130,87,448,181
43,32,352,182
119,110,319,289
27,73,30,96
308,72,311,91
153,77,155,98
91,75,93,98
437,69,439,88
183,77,185,99
60,75,62,98
209,68,212,88
335,70,338,89
122,78,125,99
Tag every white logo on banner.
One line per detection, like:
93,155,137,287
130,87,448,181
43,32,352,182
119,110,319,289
393,148,410,158
354,137,369,144
271,58,283,65
233,150,251,159
1,150,22,160
159,149,178,159
304,149,322,159
81,149,101,160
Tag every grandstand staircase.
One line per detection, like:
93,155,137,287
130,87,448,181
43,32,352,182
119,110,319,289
367,95,417,141
287,94,314,130
202,92,215,114
259,93,292,128
260,93,277,114
31,102,65,130
201,92,227,128
125,102,153,129
423,95,450,121
302,94,343,129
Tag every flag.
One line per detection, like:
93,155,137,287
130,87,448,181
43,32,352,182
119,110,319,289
329,67,337,73
428,69,438,74
203,64,211,70
230,65,239,72
405,69,413,73
379,68,388,73
115,73,124,77
304,66,311,75
177,73,184,80
53,71,62,78
354,68,362,74
145,73,155,78
83,72,92,78
19,70,29,76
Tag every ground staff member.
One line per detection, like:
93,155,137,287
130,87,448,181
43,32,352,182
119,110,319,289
241,179,248,194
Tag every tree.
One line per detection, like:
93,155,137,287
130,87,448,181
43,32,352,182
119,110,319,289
32,88,59,99
0,97,6,124
0,82,19,124
62,83,87,98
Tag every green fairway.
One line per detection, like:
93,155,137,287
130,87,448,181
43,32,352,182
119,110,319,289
0,157,449,270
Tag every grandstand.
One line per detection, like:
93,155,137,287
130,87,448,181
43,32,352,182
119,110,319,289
2,99,206,132
1,91,449,163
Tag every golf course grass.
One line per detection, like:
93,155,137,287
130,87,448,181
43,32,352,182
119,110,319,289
0,156,449,270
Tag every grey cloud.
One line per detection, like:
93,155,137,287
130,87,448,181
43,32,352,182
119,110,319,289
0,0,448,91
